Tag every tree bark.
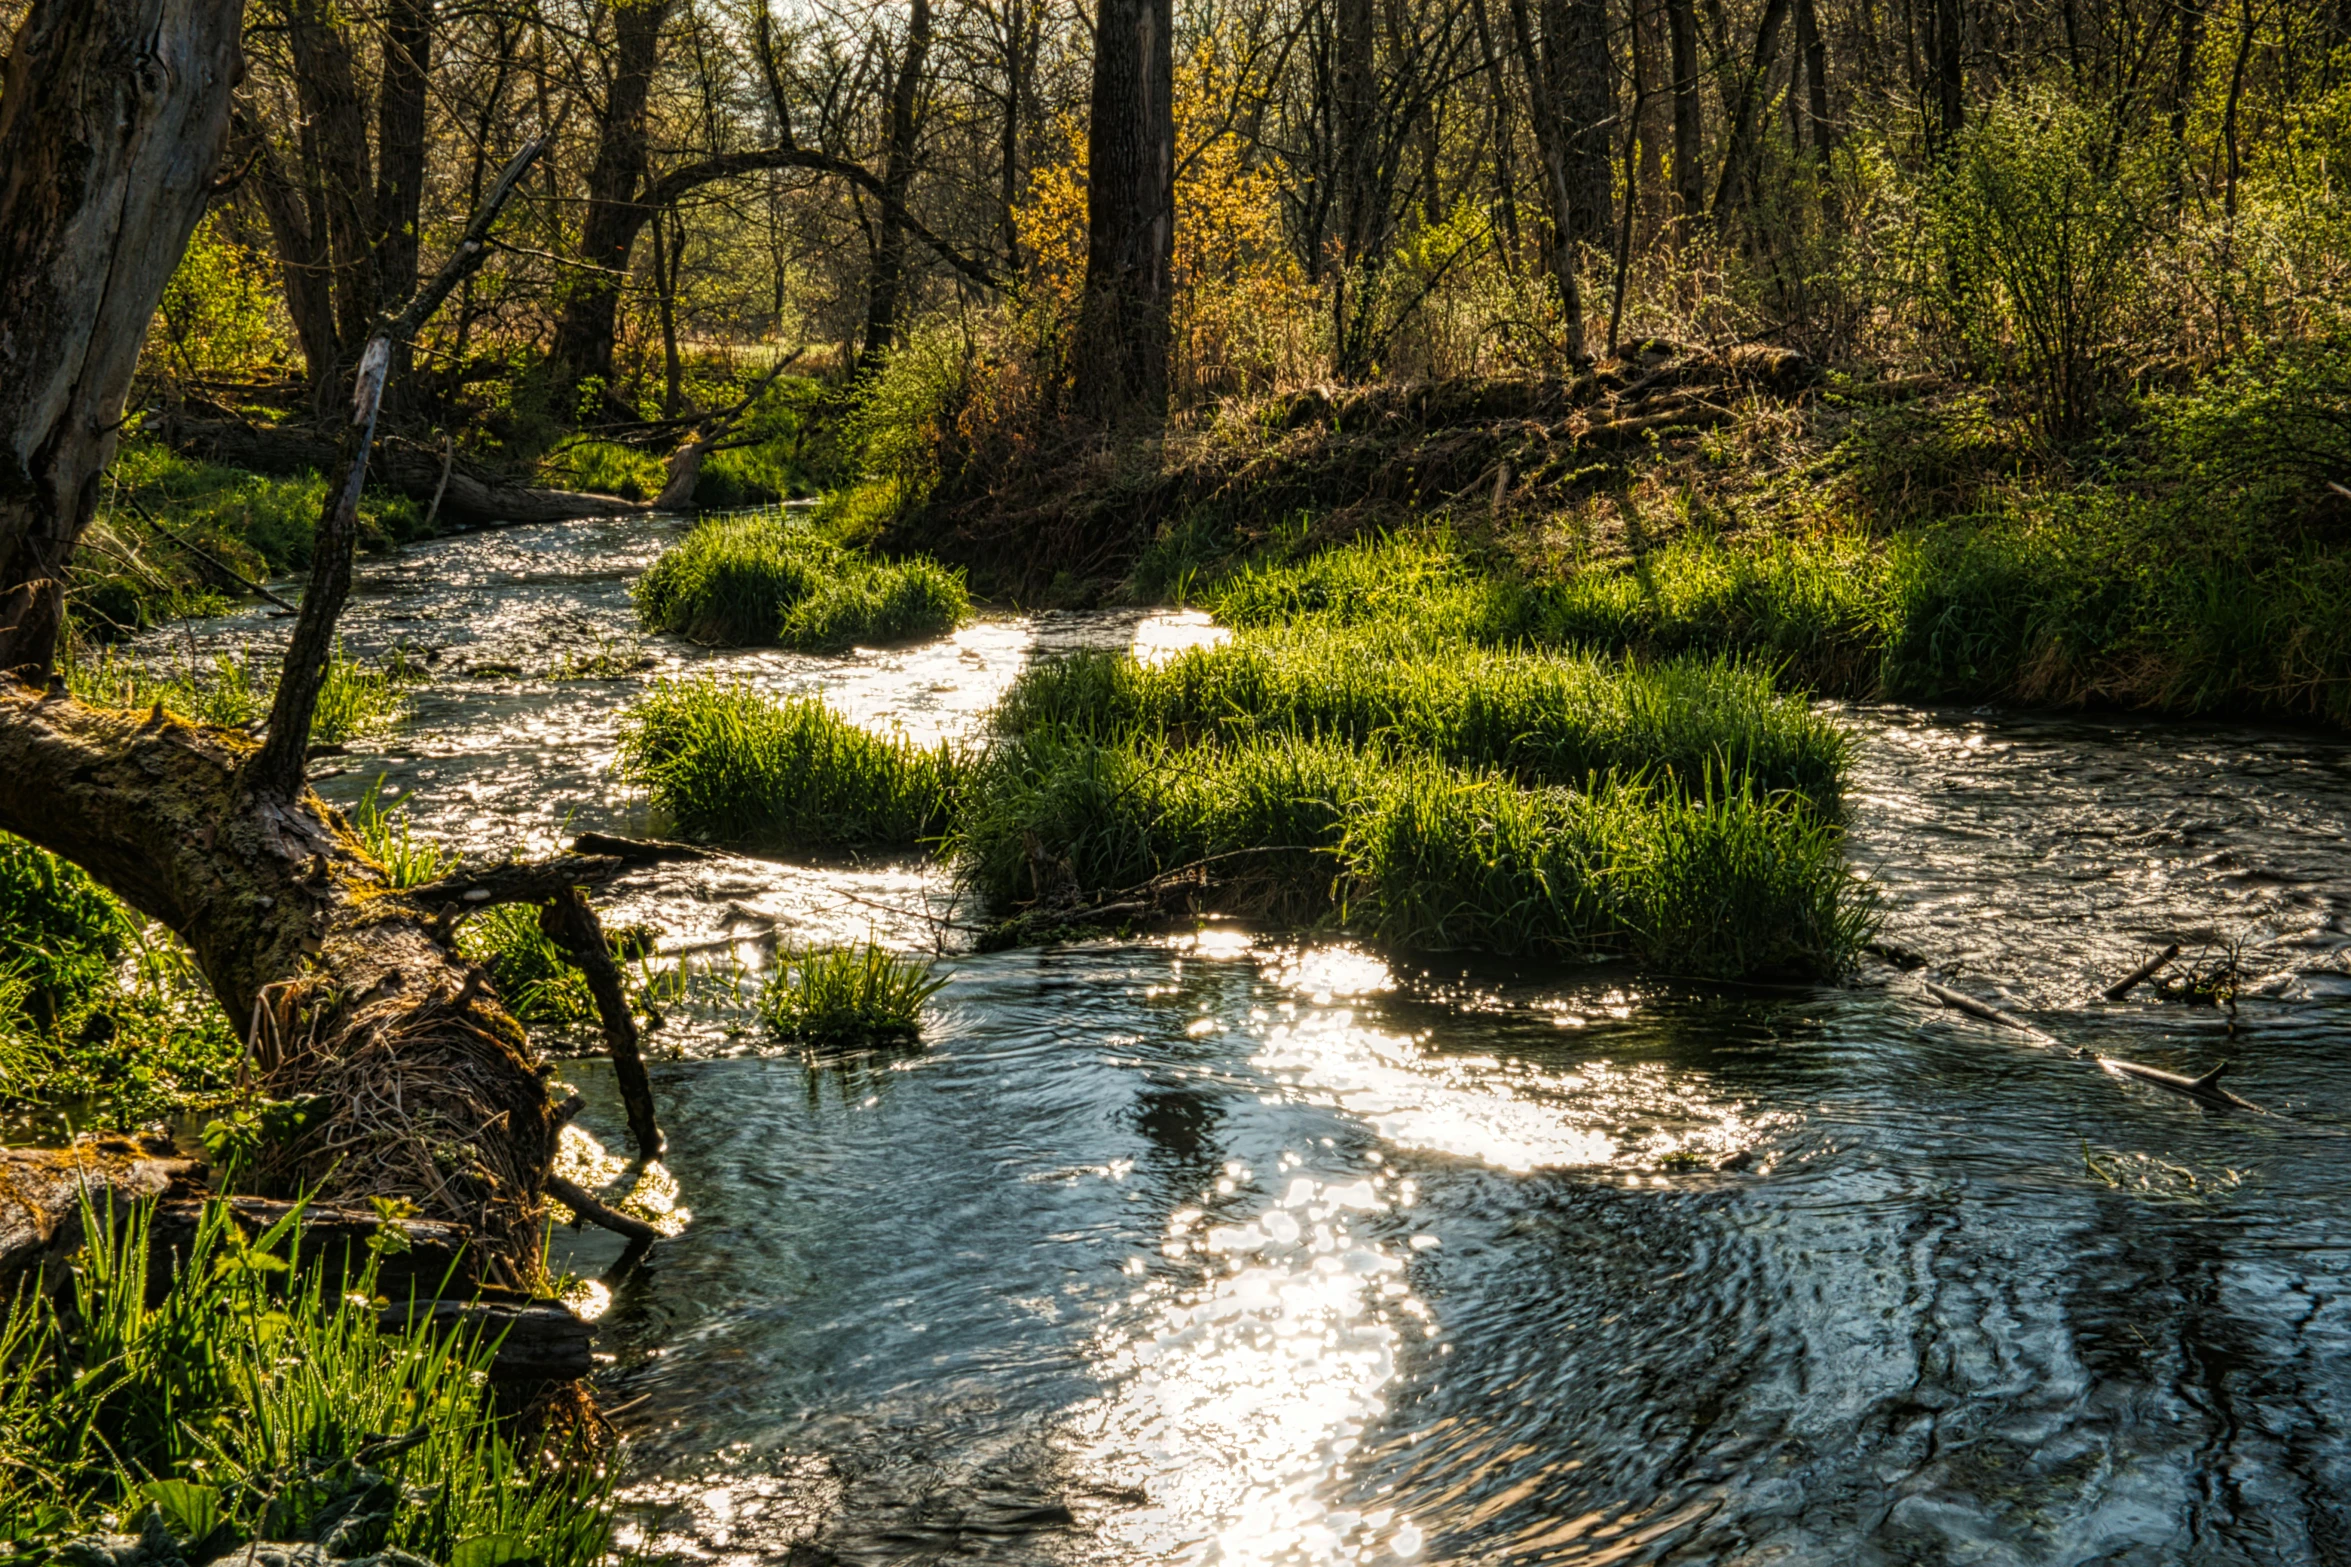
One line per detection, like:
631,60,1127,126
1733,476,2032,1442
1665,0,1705,239
0,0,247,678
859,0,933,375
373,0,433,396
1928,0,1964,151
1073,0,1174,431
284,0,379,358
550,0,676,406
1711,0,1792,217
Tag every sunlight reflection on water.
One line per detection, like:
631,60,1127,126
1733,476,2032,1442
1071,1169,1425,1566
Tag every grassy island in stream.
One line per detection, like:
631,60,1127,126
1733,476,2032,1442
614,606,1872,979
634,515,969,650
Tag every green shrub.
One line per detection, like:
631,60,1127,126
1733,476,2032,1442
634,516,968,649
544,438,666,501
616,678,962,848
759,942,947,1045
0,1195,611,1564
348,777,457,889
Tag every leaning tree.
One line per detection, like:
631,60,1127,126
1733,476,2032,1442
0,0,576,1278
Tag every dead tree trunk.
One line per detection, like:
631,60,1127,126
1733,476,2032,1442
0,0,248,678
1072,0,1175,432
0,21,565,1270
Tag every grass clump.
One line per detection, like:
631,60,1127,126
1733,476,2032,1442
634,515,968,650
617,677,961,849
0,1195,611,1564
957,732,1868,978
759,942,947,1045
996,633,1847,805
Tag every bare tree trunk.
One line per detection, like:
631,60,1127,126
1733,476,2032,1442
0,0,246,677
1666,0,1705,240
1928,0,1964,151
654,208,685,420
373,0,433,396
1508,0,1610,356
1712,0,1792,217
551,0,677,405
240,117,345,408
1073,0,1174,431
285,0,379,358
860,0,933,375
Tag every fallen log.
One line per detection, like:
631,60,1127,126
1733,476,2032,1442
150,1195,477,1299
2097,1056,2264,1113
2102,942,2182,1001
0,1137,198,1288
383,1294,596,1383
1922,979,2058,1042
166,415,653,530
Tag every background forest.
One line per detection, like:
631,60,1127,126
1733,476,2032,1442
25,0,2351,738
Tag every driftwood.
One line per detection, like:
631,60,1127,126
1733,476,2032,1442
2097,1056,2265,1113
169,415,653,531
545,1173,663,1243
410,833,716,914
2102,942,2182,1001
1922,980,2058,1042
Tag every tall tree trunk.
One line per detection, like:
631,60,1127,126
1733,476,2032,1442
1509,0,1611,356
1072,0,1174,431
0,0,246,676
373,0,432,396
550,0,676,407
1666,0,1705,240
1472,0,1523,262
1928,0,1964,151
1711,0,1792,217
860,0,933,375
240,117,344,406
1796,0,1832,159
653,207,684,418
998,0,1037,267
284,0,378,361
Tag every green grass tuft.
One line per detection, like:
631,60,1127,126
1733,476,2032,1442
63,641,420,742
634,516,969,650
616,677,961,848
758,942,947,1045
0,1194,611,1563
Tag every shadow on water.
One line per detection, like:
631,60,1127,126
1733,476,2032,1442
87,517,2351,1564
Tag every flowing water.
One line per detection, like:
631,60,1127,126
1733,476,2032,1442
101,517,2351,1564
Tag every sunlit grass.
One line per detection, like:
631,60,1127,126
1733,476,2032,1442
0,1194,611,1562
996,632,1847,805
758,941,947,1045
634,515,968,650
955,730,1871,978
62,640,420,742
616,677,961,848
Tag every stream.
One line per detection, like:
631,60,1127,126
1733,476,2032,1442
95,515,2351,1564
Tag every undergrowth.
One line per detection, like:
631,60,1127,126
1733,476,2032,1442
0,1194,611,1564
0,834,240,1123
